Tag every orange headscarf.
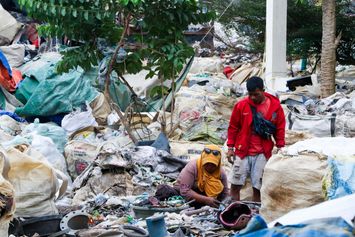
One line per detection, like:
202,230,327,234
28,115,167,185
197,144,224,198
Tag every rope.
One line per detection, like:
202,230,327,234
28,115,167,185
199,0,236,45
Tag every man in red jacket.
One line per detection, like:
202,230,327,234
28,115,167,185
227,76,285,202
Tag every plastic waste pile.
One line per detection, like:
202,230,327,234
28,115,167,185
0,3,354,236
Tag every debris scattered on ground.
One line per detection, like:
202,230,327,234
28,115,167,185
0,3,354,236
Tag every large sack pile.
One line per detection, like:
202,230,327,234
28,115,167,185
285,92,355,138
173,82,239,145
0,4,22,46
0,148,15,236
261,137,355,222
6,146,68,217
260,153,327,222
175,85,237,121
188,57,224,74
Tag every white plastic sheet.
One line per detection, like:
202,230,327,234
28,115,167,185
31,134,70,177
269,194,355,227
62,104,98,135
286,137,355,157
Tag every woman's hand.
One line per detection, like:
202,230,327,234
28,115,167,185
204,197,220,208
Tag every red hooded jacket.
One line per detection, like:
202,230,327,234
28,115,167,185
227,92,286,159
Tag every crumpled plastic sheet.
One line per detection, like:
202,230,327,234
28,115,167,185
323,155,355,200
125,146,162,169
123,147,187,183
21,119,68,153
96,142,132,170
155,150,188,177
131,165,164,187
235,215,354,237
183,117,228,145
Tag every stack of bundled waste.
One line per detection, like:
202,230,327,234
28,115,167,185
0,2,354,234
169,58,242,145
0,23,199,233
0,3,39,101
0,148,15,236
281,76,355,137
260,136,355,222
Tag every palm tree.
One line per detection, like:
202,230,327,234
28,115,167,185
320,0,341,98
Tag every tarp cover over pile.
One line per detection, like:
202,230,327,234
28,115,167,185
15,53,98,117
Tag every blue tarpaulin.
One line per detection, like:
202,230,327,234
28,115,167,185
0,110,26,122
0,49,12,77
323,155,355,200
235,215,354,237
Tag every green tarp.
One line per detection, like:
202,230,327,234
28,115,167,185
0,89,5,110
109,79,132,112
15,53,98,117
15,52,193,117
14,76,40,104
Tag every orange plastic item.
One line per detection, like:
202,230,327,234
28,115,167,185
12,69,23,87
0,65,23,92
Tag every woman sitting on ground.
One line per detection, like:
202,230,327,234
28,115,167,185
174,144,228,208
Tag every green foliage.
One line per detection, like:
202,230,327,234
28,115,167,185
335,0,355,64
56,45,102,73
210,0,355,64
19,0,215,81
149,85,170,99
114,0,215,81
18,0,120,42
287,1,323,58
18,0,124,73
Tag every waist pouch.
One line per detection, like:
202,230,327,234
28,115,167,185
251,105,276,139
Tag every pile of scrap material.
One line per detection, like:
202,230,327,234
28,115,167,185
0,47,259,236
282,91,355,137
278,68,355,138
0,2,354,234
168,57,249,145
260,136,355,222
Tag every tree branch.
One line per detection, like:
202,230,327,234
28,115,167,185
103,13,138,144
334,31,342,47
104,13,132,97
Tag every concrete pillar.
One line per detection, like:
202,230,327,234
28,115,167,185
265,0,288,90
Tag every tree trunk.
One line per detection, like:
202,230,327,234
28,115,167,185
320,0,336,98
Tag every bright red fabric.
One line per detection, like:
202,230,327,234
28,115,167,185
227,93,286,159
248,97,271,156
